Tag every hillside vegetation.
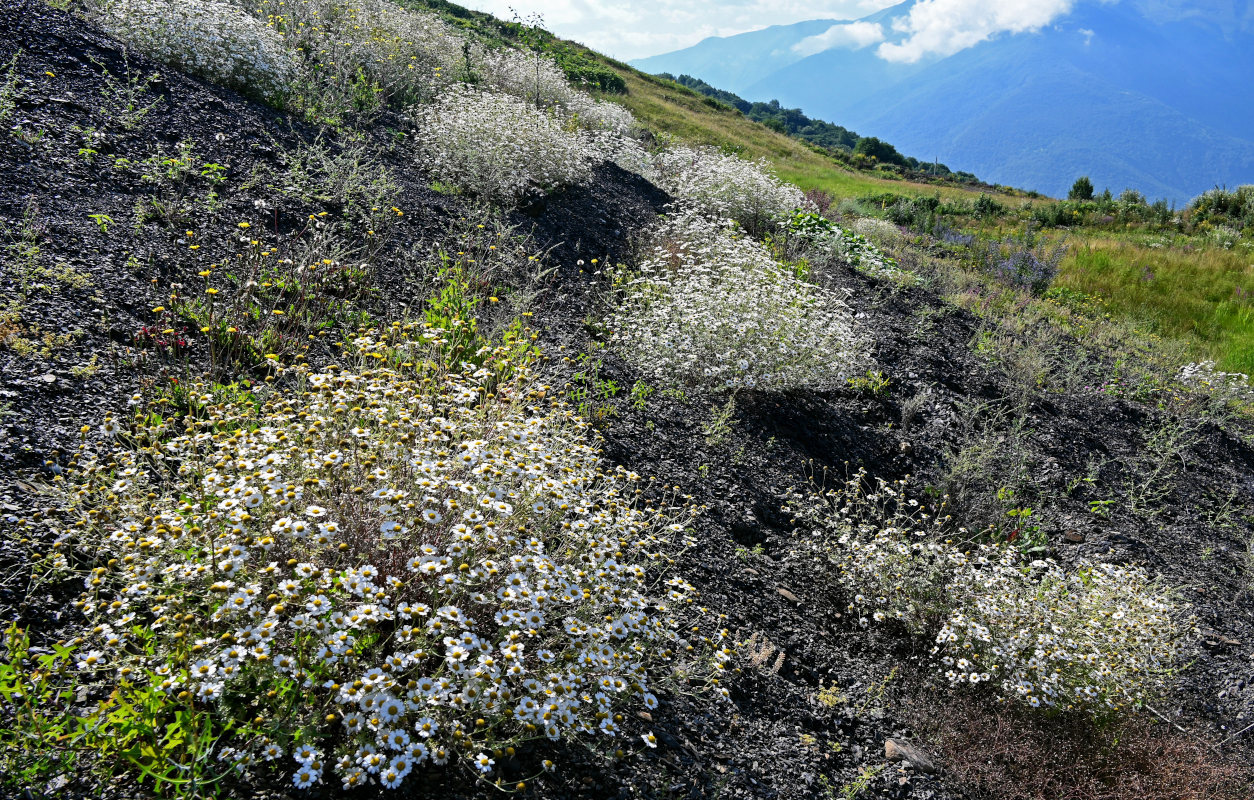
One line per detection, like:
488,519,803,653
0,2,1251,800
409,1,1254,373
630,1,1254,205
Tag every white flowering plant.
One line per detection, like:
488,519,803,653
582,129,653,177
789,472,1187,718
7,326,730,793
608,209,863,392
478,47,575,115
786,211,918,286
252,0,466,121
1177,360,1254,406
477,46,639,137
84,0,298,104
412,85,598,204
647,146,807,238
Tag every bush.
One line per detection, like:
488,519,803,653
551,50,626,94
973,193,1006,218
786,211,916,285
252,0,465,120
477,47,637,136
1031,202,1084,228
583,129,652,176
85,0,298,103
974,226,1066,296
479,46,576,111
564,94,639,136
1069,176,1094,201
412,85,596,203
21,328,728,792
1189,185,1254,231
609,210,863,392
853,136,906,167
648,146,807,238
789,472,1187,718
850,217,904,249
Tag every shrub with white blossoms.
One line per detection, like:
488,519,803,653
251,0,467,112
479,47,577,114
85,0,298,102
45,326,729,792
787,211,917,286
648,146,807,237
789,472,1186,717
477,47,639,137
583,129,653,177
564,93,640,136
412,85,598,203
609,209,863,392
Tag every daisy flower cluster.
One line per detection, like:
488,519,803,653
410,85,602,203
647,146,808,237
582,129,654,178
789,472,1186,718
86,0,646,138
608,208,864,392
1177,360,1254,405
786,211,918,286
46,326,730,791
84,0,299,103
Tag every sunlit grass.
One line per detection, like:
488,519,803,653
1059,238,1254,372
607,69,995,203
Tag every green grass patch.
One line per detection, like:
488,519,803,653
1059,238,1254,372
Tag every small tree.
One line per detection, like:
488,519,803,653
1068,175,1094,200
854,136,905,167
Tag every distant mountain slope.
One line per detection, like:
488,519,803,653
631,17,842,92
633,0,1254,204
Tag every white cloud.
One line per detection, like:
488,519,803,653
454,1,900,60
876,0,1079,63
792,21,886,56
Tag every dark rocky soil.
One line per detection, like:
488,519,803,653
2,2,1253,799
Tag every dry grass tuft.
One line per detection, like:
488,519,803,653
900,689,1253,800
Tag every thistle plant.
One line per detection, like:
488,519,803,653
608,209,863,392
10,326,730,793
789,472,1187,718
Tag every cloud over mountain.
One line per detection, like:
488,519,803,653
793,21,886,56
877,0,1079,62
458,0,898,59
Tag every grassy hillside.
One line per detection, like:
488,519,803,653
1060,236,1254,371
403,0,1013,203
406,0,1252,373
2,3,1253,800
613,68,994,203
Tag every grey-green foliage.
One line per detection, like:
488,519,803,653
0,51,25,126
276,135,399,226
